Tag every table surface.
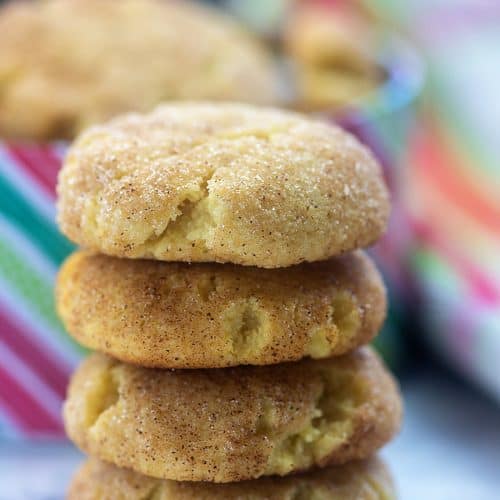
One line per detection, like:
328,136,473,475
1,363,500,500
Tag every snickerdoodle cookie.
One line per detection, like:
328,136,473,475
284,5,382,110
68,457,395,500
57,103,389,267
63,348,401,483
56,250,385,368
0,0,277,140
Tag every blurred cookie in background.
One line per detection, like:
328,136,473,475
282,3,384,111
0,0,279,141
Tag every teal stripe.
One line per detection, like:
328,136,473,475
0,173,74,265
0,238,84,354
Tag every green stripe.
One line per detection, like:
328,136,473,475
411,248,462,295
0,173,74,266
0,237,84,355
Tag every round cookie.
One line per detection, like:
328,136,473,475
0,0,277,140
284,5,381,110
63,347,401,482
68,457,395,500
56,103,390,267
56,250,386,368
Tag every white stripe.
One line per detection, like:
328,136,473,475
0,148,55,221
0,280,81,366
0,402,21,438
0,291,77,372
0,341,63,420
0,215,80,365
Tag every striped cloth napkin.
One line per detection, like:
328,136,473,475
0,145,80,438
367,0,500,399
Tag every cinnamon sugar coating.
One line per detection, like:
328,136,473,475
63,348,401,482
57,103,390,267
68,456,395,499
57,250,386,368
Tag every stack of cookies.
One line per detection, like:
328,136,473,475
56,103,402,499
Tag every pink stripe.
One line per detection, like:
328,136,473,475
409,216,500,304
0,365,63,434
36,145,62,186
0,306,70,397
7,146,58,198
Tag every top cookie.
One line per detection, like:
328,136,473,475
57,103,390,268
0,0,277,140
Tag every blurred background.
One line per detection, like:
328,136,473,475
0,0,499,498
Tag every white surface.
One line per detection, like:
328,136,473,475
384,369,500,500
1,368,500,500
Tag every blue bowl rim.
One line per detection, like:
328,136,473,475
314,35,425,125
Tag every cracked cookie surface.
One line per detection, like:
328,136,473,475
0,0,277,140
63,347,401,482
56,102,389,267
57,250,386,368
68,456,395,500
